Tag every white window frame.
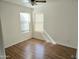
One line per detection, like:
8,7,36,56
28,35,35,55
20,12,31,33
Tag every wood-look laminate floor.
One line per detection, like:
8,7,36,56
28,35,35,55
5,38,76,59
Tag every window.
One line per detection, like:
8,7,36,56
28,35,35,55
20,12,30,33
34,13,44,32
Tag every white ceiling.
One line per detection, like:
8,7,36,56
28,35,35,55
2,0,48,8
2,0,33,7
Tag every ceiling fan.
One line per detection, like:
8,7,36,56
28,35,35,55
31,0,46,5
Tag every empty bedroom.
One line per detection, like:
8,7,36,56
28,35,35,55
0,0,78,59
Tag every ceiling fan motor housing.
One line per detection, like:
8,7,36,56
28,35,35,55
31,0,46,5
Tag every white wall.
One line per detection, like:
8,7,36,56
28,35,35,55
0,1,33,48
33,0,78,48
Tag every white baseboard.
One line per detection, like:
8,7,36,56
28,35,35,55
32,31,56,44
5,31,76,49
43,30,76,49
5,37,31,48
57,42,77,49
32,32,45,40
42,30,56,44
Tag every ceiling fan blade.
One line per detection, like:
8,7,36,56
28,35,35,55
36,0,46,3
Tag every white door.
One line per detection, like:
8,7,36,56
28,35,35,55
0,19,6,59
